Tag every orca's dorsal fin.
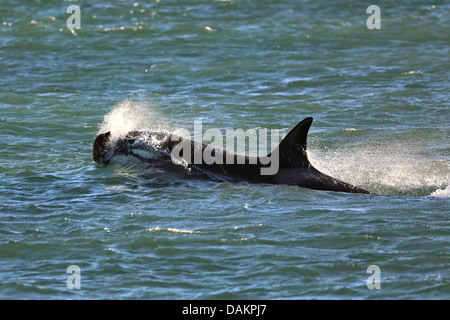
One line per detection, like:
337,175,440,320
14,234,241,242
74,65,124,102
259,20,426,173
274,117,313,169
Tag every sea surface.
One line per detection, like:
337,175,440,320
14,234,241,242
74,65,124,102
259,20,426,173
0,0,449,299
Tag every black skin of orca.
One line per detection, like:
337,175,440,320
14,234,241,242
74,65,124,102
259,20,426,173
93,117,371,194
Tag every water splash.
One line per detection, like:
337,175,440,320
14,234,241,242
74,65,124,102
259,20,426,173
98,96,165,138
308,136,449,197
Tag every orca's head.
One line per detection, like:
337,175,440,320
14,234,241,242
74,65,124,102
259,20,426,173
93,131,112,164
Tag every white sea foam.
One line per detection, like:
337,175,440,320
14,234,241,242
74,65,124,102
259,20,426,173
146,227,200,234
429,185,450,198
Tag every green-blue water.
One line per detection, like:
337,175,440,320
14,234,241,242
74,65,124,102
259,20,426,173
1,0,449,299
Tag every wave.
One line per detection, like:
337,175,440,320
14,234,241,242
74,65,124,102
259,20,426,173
146,227,201,234
429,185,450,198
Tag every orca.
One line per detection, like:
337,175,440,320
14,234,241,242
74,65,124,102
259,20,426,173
93,117,371,194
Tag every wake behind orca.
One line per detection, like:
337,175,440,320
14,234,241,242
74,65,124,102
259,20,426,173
93,117,371,194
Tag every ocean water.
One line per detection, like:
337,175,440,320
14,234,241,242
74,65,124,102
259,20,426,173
0,0,449,299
